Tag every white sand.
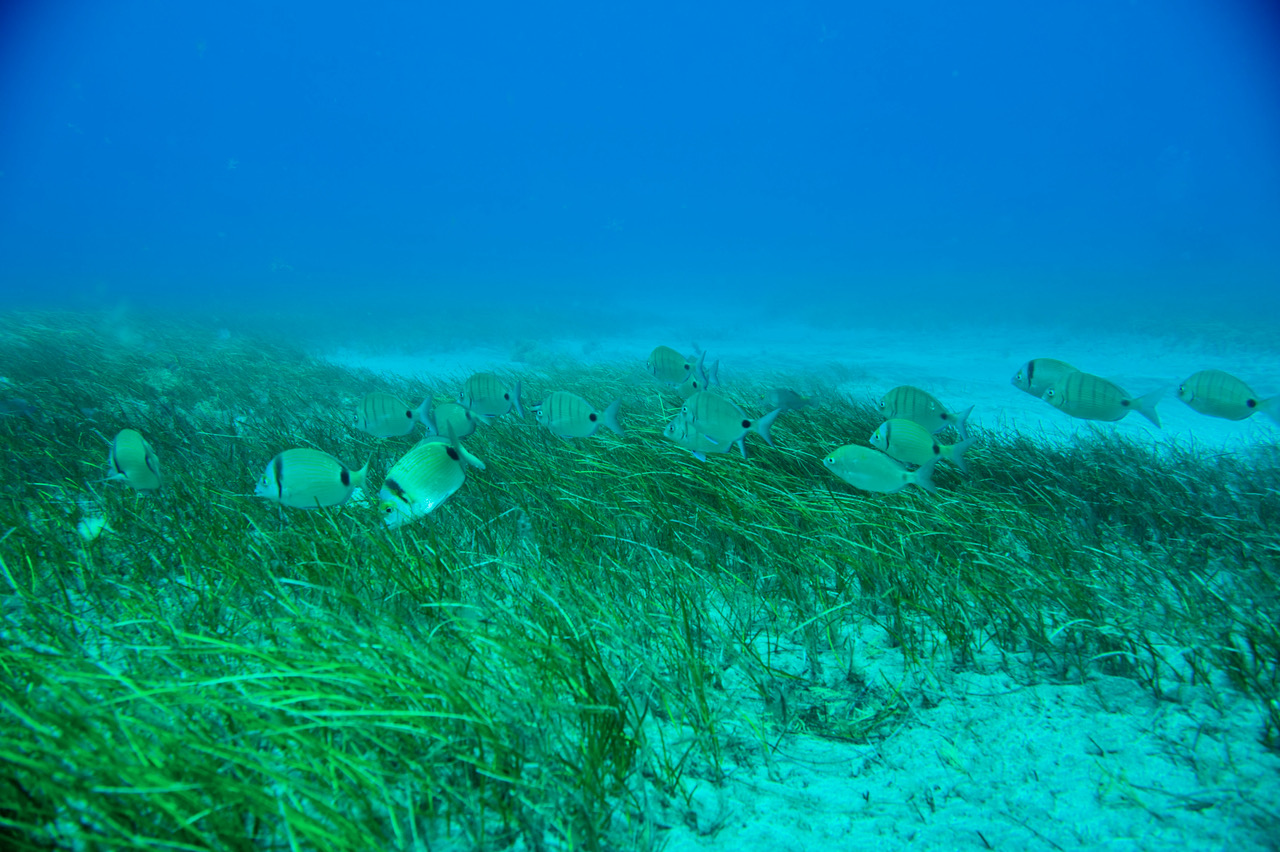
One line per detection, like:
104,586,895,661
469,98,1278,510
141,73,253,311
318,313,1280,850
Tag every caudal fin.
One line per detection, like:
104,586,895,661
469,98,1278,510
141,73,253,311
603,399,625,435
448,423,487,470
512,381,524,418
414,399,436,435
948,436,978,475
953,404,976,440
912,456,940,495
1260,395,1280,426
351,458,371,492
754,407,784,447
1132,386,1167,429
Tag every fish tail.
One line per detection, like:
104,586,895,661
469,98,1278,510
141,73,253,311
352,458,371,491
1260,395,1280,426
913,456,940,495
512,381,524,418
694,351,708,386
949,436,978,476
706,359,720,387
449,423,488,471
755,407,785,447
1132,386,1168,429
603,399,625,435
954,404,976,440
421,405,440,436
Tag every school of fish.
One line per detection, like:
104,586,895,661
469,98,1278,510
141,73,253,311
101,347,1279,523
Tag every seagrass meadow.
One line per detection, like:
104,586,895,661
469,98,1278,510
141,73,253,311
1,309,1278,850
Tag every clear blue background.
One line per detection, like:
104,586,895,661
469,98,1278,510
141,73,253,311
2,0,1278,328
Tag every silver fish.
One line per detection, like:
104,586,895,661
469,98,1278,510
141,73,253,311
379,432,485,529
459,373,523,418
870,419,975,474
1011,358,1079,399
1176,370,1279,423
1043,372,1164,427
354,392,428,438
823,445,937,495
878,385,973,439
108,429,162,492
664,392,782,460
533,392,624,439
255,448,367,509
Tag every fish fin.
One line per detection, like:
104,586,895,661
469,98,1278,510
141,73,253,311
1260,396,1280,426
953,405,976,441
912,456,940,495
692,451,708,462
738,438,749,460
603,399,625,436
707,359,720,387
414,399,435,434
352,458,371,491
702,433,721,446
754,406,785,447
458,445,487,470
447,423,486,470
512,381,524,418
1132,386,1168,429
145,450,163,483
949,436,978,476
694,351,708,386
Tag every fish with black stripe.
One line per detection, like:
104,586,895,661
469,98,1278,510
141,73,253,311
379,430,486,528
254,448,368,509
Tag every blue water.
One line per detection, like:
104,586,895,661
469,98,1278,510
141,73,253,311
1,0,1278,333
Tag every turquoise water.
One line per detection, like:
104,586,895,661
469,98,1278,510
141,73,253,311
1,3,1278,848
1,1,1278,332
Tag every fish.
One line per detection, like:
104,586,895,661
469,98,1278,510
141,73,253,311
108,428,162,491
877,386,974,439
675,371,708,400
823,445,938,495
379,432,486,529
1011,358,1079,399
1176,370,1280,424
647,346,702,386
0,397,37,419
765,389,814,413
702,358,721,387
459,373,523,418
663,391,782,460
353,392,429,438
532,391,624,439
870,419,977,474
254,448,368,509
662,415,726,460
424,402,477,439
1042,372,1164,427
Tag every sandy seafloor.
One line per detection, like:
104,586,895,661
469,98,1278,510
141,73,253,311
317,312,1280,851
